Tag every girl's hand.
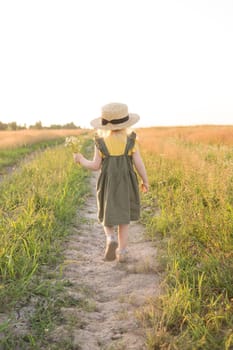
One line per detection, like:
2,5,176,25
141,182,149,193
73,153,82,164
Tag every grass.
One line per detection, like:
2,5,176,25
0,134,93,348
0,147,87,300
0,138,64,173
137,126,233,349
0,129,87,149
1,125,233,349
0,129,88,173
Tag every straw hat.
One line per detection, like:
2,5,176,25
90,102,140,130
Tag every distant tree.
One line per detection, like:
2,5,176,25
63,122,80,129
29,121,43,129
17,124,27,130
35,121,43,129
0,121,8,130
49,124,62,129
0,121,27,130
8,122,17,130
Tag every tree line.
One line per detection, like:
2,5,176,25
0,121,80,131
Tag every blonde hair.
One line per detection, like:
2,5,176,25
97,128,135,139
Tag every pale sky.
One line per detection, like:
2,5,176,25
0,0,233,128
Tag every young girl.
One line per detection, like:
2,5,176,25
73,102,149,262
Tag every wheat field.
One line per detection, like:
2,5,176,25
0,129,87,149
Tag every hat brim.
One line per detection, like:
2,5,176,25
90,113,140,130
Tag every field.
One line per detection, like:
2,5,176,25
0,126,233,349
0,129,89,173
137,125,233,349
0,129,88,149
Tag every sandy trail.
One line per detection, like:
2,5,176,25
50,174,161,349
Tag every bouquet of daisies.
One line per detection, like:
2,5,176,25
65,136,82,153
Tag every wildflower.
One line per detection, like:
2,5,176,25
65,136,81,153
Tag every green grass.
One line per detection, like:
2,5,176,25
0,137,93,348
0,138,65,173
141,141,233,350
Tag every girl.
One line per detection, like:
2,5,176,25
73,102,149,262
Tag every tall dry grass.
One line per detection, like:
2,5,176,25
137,125,233,150
0,129,88,149
137,126,233,176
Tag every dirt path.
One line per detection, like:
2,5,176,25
49,174,161,349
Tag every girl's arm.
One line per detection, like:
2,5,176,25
132,150,149,192
73,146,102,171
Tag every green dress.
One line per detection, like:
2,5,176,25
95,132,140,226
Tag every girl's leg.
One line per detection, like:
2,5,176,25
103,226,118,261
118,224,129,250
116,224,129,262
103,225,115,238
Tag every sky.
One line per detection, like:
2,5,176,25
0,0,233,129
